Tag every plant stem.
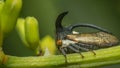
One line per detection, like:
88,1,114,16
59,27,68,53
1,45,120,68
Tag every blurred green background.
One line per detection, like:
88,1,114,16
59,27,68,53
3,0,120,57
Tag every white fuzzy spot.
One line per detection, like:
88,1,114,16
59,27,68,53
61,40,76,47
72,31,79,34
44,48,50,56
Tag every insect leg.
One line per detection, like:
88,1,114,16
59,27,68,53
64,47,68,52
66,37,96,55
60,48,68,63
71,44,89,51
77,43,96,55
68,23,112,34
67,45,84,58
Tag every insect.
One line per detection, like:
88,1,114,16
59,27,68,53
55,11,119,63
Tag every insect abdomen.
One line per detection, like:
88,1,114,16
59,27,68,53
67,32,119,47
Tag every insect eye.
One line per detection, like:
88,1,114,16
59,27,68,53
57,40,62,46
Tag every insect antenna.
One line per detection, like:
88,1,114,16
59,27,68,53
68,23,112,34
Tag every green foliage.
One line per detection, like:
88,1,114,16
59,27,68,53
40,35,57,56
25,17,40,50
1,0,22,35
0,0,4,47
16,17,40,55
16,18,28,46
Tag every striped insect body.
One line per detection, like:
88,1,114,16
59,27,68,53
67,32,119,48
